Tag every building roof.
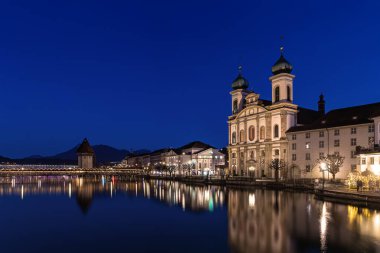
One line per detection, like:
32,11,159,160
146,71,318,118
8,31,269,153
287,102,380,133
231,73,249,90
178,141,214,150
272,53,293,75
77,138,95,154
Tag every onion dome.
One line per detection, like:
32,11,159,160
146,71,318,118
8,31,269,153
77,138,94,154
232,66,249,90
272,47,293,75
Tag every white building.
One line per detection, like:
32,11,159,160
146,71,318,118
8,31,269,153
122,141,226,175
227,49,320,178
227,48,380,180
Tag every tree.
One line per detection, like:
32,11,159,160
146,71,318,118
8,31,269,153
167,165,177,176
314,154,345,180
268,159,287,182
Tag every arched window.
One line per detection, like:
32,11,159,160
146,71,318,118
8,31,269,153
275,86,280,102
260,126,265,140
233,99,238,114
239,130,245,143
287,86,291,101
249,126,255,141
232,132,236,144
274,124,279,138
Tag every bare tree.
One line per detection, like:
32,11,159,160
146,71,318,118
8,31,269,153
314,154,345,180
268,159,287,182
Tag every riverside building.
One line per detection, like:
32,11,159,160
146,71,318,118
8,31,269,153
227,48,380,179
122,141,226,175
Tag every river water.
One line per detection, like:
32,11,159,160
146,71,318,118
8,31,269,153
0,175,379,253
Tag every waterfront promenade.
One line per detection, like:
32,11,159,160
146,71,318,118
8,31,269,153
0,167,379,207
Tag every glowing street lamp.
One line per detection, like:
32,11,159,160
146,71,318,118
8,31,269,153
320,162,328,190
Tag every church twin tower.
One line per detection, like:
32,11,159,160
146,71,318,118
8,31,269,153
227,49,299,177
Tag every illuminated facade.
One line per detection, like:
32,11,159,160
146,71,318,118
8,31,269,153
122,141,225,175
227,50,320,178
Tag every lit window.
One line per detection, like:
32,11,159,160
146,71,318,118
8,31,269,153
306,142,310,149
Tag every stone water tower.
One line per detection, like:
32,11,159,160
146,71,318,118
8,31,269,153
77,138,95,169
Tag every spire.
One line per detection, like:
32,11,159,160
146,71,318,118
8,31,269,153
231,65,249,90
318,93,325,115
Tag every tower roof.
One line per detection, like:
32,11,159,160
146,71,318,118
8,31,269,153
231,66,249,90
272,48,293,75
77,138,94,154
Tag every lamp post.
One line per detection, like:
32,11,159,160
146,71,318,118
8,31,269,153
320,162,327,191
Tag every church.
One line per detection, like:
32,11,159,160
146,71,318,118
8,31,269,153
227,49,380,180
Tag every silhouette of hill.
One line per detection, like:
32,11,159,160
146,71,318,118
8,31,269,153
0,144,150,165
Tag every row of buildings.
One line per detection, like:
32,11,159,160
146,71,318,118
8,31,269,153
227,48,380,180
120,141,226,176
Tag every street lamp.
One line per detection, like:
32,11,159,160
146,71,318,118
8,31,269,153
320,162,328,191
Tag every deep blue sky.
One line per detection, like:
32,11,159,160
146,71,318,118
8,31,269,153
0,0,379,157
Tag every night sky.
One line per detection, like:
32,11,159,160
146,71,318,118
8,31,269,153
0,0,379,158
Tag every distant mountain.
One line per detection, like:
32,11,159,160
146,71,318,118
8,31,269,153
0,144,150,165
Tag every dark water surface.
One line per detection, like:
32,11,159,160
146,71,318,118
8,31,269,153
0,176,379,253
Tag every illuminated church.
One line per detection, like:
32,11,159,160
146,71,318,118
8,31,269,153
227,48,380,179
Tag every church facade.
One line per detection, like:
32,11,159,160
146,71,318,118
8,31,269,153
227,49,380,180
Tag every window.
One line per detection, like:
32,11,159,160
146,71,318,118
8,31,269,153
292,154,296,161
292,143,296,150
319,152,324,159
261,150,265,156
370,157,375,165
274,124,279,138
351,164,357,172
351,128,357,134
319,131,324,137
274,149,280,156
233,99,238,114
239,130,245,143
306,153,311,160
334,140,340,147
369,124,375,133
287,86,291,101
292,134,297,140
334,129,340,136
362,158,366,165
199,163,202,169
274,86,280,102
306,132,310,139
351,138,357,146
232,153,236,158
250,151,254,159
369,137,375,146
319,141,324,148
260,126,265,140
232,132,236,144
306,142,310,149
240,152,244,159
305,165,311,172
248,126,255,141
351,150,356,159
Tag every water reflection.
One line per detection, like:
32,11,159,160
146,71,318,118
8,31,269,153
0,176,380,253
